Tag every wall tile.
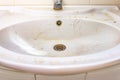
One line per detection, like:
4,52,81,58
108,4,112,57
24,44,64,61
0,0,120,6
36,73,86,80
15,0,90,6
90,0,120,4
0,69,34,80
15,0,53,6
0,0,14,5
63,0,90,5
86,64,120,80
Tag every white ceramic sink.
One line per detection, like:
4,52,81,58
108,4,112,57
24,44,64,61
0,6,120,75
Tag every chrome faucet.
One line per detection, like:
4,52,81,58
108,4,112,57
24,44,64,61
54,0,63,10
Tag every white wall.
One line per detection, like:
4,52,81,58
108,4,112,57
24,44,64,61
0,0,120,6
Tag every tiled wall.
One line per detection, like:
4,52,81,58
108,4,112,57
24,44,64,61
0,0,120,6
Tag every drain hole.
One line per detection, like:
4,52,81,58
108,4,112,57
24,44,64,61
56,20,62,26
53,44,66,51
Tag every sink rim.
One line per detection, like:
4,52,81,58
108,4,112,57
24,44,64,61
0,18,120,74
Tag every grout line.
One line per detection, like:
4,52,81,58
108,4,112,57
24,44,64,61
84,72,88,80
89,0,91,5
13,0,15,6
34,74,37,80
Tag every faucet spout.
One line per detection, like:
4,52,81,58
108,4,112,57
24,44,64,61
54,0,63,10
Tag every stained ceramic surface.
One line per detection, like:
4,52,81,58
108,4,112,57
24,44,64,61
0,6,119,75
0,19,120,57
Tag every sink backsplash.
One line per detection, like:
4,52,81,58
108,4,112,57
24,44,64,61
0,0,120,6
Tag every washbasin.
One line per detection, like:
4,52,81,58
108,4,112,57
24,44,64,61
0,19,120,57
0,7,120,74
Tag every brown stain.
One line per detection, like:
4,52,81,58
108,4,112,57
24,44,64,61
34,32,43,40
104,13,114,21
89,11,114,21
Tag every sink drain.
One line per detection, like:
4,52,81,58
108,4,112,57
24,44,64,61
53,44,66,51
56,20,62,26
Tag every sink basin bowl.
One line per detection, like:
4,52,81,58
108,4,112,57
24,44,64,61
0,6,120,75
0,19,120,57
